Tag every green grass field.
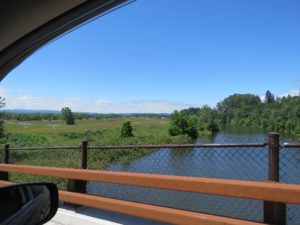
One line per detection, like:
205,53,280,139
1,117,191,189
4,117,190,146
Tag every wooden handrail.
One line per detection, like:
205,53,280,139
1,164,300,204
59,190,265,225
0,180,266,225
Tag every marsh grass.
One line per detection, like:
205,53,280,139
1,117,191,188
3,117,190,146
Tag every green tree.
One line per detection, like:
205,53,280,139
61,107,75,125
0,97,5,138
121,121,134,138
216,93,261,127
169,111,198,138
265,90,275,104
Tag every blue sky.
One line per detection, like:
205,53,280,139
1,0,300,113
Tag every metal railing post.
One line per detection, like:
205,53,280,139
0,144,9,180
81,140,88,169
67,141,88,195
263,132,286,225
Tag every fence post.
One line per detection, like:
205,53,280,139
263,132,286,225
67,141,88,195
81,140,88,169
0,144,9,180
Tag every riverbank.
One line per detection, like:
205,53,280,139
1,117,192,189
1,117,192,146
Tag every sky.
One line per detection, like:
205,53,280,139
1,0,300,113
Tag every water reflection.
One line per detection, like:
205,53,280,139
87,127,300,223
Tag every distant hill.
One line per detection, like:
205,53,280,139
4,109,60,114
3,109,170,117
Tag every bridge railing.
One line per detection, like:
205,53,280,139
1,164,300,225
1,132,300,224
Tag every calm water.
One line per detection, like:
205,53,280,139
87,127,300,224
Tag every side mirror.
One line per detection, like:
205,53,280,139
0,183,58,225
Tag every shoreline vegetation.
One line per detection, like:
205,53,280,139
1,117,192,147
0,117,191,189
1,90,300,147
0,90,300,188
169,91,300,138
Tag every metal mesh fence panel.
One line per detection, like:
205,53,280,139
280,146,300,225
2,139,300,224
87,182,263,222
87,146,268,222
8,147,81,190
9,148,81,168
88,146,268,180
280,148,300,185
0,150,3,163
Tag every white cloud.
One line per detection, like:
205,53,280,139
93,99,192,113
0,87,6,96
279,89,300,98
94,99,113,106
2,87,300,113
260,89,300,102
0,88,195,113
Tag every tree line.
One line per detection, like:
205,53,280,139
1,90,300,139
169,90,300,138
2,111,166,121
2,111,111,121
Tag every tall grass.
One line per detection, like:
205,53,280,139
2,117,191,146
1,117,191,189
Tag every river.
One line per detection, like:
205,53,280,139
87,127,300,224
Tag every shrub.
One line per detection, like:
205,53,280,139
61,107,75,125
121,121,134,138
168,111,198,138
